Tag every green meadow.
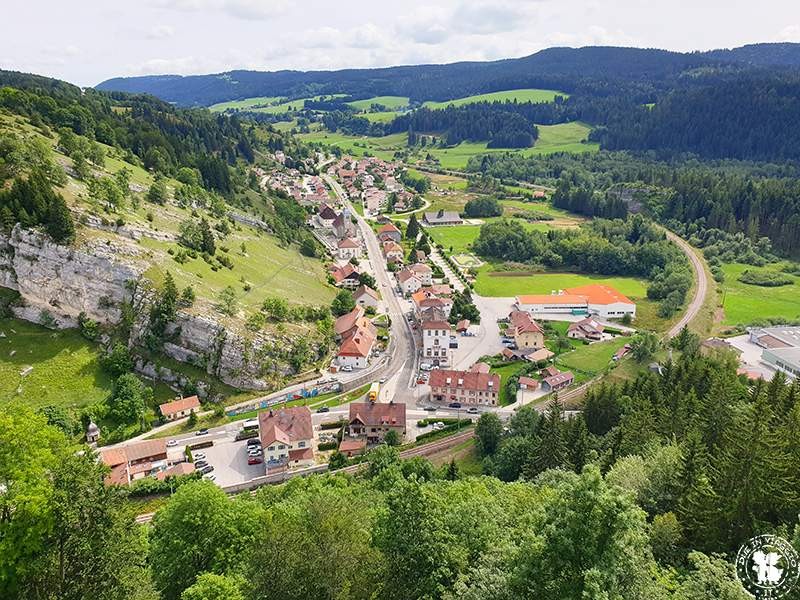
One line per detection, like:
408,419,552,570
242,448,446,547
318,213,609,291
473,267,649,299
347,96,410,110
423,88,568,109
719,263,800,326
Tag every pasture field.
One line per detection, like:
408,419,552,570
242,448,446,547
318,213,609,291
473,267,649,299
298,130,407,161
361,111,401,123
423,88,568,109
209,96,282,112
719,263,800,326
426,220,559,254
348,96,410,110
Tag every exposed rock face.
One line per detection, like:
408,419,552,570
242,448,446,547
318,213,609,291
0,225,145,324
0,226,313,390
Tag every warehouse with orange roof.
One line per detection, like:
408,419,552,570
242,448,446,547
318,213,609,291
515,284,635,320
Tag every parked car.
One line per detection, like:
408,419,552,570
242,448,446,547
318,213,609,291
195,428,209,436
246,438,261,447
316,406,330,413
417,377,427,385
199,465,214,474
193,452,206,460
379,377,387,384
166,440,178,448
419,363,432,371
424,406,437,412
247,456,263,465
248,448,263,456
432,422,445,431
467,407,479,414
341,365,353,372
448,402,462,409
194,460,209,468
203,474,216,481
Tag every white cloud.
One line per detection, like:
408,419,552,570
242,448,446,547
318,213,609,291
451,1,538,35
777,25,800,42
147,24,175,40
149,0,288,20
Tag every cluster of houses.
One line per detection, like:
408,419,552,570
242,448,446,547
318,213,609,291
266,169,329,206
99,439,191,486
328,157,416,215
313,202,364,260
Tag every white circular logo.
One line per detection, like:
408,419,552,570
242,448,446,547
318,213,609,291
736,535,799,599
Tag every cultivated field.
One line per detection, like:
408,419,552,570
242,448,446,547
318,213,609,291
422,88,568,109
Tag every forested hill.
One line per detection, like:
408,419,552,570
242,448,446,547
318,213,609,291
96,46,717,107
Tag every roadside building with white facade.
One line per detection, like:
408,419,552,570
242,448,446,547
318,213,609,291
421,319,451,366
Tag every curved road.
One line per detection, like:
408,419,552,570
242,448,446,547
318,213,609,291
664,230,708,339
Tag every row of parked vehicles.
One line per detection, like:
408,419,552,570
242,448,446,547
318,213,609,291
246,437,263,465
192,451,216,481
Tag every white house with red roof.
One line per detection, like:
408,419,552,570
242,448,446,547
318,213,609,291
428,368,501,406
396,267,422,295
421,319,452,366
258,406,315,469
348,400,406,443
158,395,201,421
516,284,636,320
377,223,402,243
337,237,362,260
409,263,433,286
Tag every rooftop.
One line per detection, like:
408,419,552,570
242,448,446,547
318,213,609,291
158,395,200,416
429,369,500,392
349,401,406,427
259,406,314,447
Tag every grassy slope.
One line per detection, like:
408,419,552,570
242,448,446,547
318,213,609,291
209,96,283,112
0,318,173,410
556,337,629,374
348,96,410,110
422,88,568,109
719,263,800,326
210,94,347,114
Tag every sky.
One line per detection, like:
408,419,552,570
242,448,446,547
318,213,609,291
2,0,800,87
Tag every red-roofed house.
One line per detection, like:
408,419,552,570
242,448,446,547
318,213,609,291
542,371,575,392
509,310,544,349
354,285,380,310
568,317,605,341
330,263,361,289
382,241,405,263
336,327,376,370
409,263,433,286
159,395,201,421
429,369,501,406
258,406,314,469
338,438,367,457
377,223,402,243
99,439,169,485
397,267,422,295
348,401,406,443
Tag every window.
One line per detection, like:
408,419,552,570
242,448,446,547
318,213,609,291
298,441,306,448
268,446,275,451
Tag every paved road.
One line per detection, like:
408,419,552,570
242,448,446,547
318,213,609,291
665,230,708,339
323,174,418,401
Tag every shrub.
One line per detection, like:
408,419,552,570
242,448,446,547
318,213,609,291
318,441,338,451
738,269,794,287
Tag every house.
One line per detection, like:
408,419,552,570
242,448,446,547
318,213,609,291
428,369,501,406
423,210,463,226
542,365,561,378
316,204,338,228
456,319,471,333
415,250,426,262
516,284,636,320
541,371,575,392
99,439,169,486
336,327,376,370
518,376,539,390
382,240,405,263
699,337,741,357
421,319,451,366
348,400,406,443
338,438,367,457
334,306,367,338
409,263,433,286
416,295,453,318
158,395,201,421
509,311,545,349
397,268,422,295
155,462,196,480
353,285,380,310
337,237,362,260
568,317,605,341
377,223,402,243
332,213,352,240
613,344,631,361
330,263,361,289
258,406,315,469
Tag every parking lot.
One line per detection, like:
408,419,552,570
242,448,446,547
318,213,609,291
189,437,267,487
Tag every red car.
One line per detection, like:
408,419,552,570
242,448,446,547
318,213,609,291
247,455,263,465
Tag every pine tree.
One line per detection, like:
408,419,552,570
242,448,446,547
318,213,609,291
199,218,216,255
45,193,75,243
565,416,590,473
406,213,420,240
444,458,459,481
528,398,567,478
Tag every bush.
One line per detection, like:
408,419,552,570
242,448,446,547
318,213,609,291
737,269,794,287
319,419,347,430
318,441,338,451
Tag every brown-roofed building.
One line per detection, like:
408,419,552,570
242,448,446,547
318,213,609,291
99,439,169,486
382,241,405,264
354,284,380,310
429,368,501,406
469,362,491,374
348,401,406,443
258,406,314,469
334,306,365,338
159,395,201,421
409,263,433,286
456,319,471,333
330,263,361,289
518,376,539,390
337,237,362,260
567,317,605,342
542,365,561,378
337,326,377,370
509,310,545,349
339,438,367,457
542,371,575,392
377,223,402,243
397,267,422,295
155,462,196,480
423,210,463,226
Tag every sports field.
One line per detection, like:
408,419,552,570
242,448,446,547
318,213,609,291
719,263,800,326
423,88,568,109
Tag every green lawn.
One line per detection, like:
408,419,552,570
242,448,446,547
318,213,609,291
489,361,527,406
474,266,649,299
719,263,800,326
348,96,410,110
423,88,568,109
426,221,556,255
556,337,629,375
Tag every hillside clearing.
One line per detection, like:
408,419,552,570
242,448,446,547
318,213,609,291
422,88,568,109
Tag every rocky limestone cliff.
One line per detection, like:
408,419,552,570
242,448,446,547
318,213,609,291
0,225,145,326
0,226,313,390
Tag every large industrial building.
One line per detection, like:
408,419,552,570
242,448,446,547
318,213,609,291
515,284,636,320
